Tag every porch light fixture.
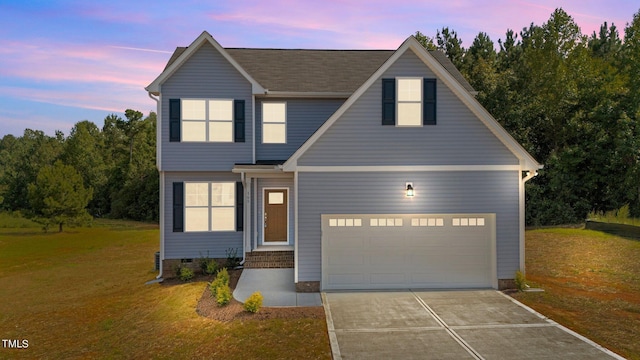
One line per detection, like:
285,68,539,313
406,182,414,197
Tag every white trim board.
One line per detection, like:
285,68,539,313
296,165,521,172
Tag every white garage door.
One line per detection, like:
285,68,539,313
321,214,496,290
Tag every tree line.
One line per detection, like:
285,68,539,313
417,8,640,225
0,110,158,230
1,8,639,227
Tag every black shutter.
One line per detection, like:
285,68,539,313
234,100,245,143
423,79,436,125
382,78,396,125
236,181,244,231
169,99,181,141
173,182,184,232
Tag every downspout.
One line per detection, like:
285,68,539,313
147,92,164,280
519,169,538,276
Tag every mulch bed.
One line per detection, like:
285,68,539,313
168,269,325,322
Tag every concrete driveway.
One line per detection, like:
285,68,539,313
322,290,624,360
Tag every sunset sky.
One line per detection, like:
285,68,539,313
0,0,638,137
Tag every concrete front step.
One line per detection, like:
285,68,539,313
244,250,294,268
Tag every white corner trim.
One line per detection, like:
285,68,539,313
295,165,521,172
294,171,299,284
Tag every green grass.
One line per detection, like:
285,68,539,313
588,204,640,226
0,211,40,228
513,228,640,360
0,220,330,359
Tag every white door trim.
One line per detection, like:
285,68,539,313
261,187,290,245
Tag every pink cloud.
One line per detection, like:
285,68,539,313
0,40,167,87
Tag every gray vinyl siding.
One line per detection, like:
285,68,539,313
297,171,520,282
164,171,242,259
298,49,519,166
255,98,344,161
256,178,295,245
161,43,253,171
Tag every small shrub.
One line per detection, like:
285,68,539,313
514,270,526,291
209,277,225,297
244,291,263,313
217,267,230,284
225,247,241,268
216,284,232,306
205,261,218,275
198,254,218,275
178,266,194,282
209,267,230,297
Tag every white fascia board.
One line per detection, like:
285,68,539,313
262,91,351,99
295,165,521,172
145,31,265,95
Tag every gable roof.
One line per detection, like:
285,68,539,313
145,32,265,95
283,36,542,172
154,32,474,95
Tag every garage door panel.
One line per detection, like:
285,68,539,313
329,273,366,286
328,252,364,265
322,214,496,290
371,273,406,284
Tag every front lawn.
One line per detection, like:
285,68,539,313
0,219,330,359
513,228,640,360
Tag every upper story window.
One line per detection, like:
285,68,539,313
397,78,422,126
182,99,233,142
169,98,245,143
262,102,286,144
382,77,436,126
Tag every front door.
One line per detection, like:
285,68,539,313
264,189,288,243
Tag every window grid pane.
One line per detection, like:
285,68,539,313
211,182,235,206
263,103,286,123
185,207,209,231
185,183,209,206
182,121,207,141
263,123,286,143
209,121,233,142
182,100,206,120
208,100,233,120
398,78,422,101
212,207,235,231
397,103,421,126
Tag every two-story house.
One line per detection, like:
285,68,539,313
146,31,542,291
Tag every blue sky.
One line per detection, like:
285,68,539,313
0,0,638,137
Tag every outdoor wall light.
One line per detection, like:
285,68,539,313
406,182,414,197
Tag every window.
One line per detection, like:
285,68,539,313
262,102,286,144
182,99,233,142
381,78,436,126
397,78,422,126
184,182,235,232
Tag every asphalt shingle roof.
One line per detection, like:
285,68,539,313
164,45,474,94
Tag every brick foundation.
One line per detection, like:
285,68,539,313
244,251,294,268
498,278,516,290
296,281,320,293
